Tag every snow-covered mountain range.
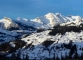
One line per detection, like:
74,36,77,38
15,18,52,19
0,13,82,30
0,13,83,60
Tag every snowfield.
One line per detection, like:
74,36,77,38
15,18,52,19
15,30,83,59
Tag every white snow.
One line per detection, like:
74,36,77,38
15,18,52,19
16,30,83,59
1,13,83,59
14,13,83,29
9,42,15,47
0,17,18,29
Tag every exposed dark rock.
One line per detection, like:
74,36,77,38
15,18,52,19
42,40,55,47
37,29,45,33
49,24,83,35
0,40,26,55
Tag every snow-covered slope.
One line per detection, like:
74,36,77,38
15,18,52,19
0,28,19,44
6,25,83,59
0,13,83,60
18,31,83,59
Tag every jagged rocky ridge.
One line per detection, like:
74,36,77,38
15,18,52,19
0,13,83,60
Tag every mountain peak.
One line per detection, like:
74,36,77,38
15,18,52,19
4,17,12,21
55,13,61,16
0,17,18,29
45,13,54,18
45,13,61,17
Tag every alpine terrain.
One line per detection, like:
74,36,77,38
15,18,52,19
0,13,83,60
